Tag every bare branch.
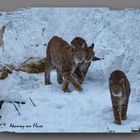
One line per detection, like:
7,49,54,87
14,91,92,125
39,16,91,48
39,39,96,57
29,97,36,107
13,103,21,115
105,121,114,133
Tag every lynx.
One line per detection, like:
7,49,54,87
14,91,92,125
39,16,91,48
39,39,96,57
44,36,86,92
109,70,131,125
71,37,95,84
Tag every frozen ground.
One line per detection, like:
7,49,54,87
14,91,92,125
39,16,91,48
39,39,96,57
0,8,140,133
0,71,139,133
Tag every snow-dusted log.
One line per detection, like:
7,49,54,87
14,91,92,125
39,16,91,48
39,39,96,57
15,57,45,74
0,57,45,80
0,55,104,80
0,58,45,80
0,64,12,80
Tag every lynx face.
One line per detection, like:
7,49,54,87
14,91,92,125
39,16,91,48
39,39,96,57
109,70,131,125
71,37,95,63
109,78,125,97
72,45,86,64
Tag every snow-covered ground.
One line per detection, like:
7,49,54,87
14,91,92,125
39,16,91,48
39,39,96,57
0,8,140,133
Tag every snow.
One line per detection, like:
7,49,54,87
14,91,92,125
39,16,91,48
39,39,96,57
0,7,140,133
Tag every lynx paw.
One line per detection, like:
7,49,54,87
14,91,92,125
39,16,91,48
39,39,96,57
114,120,121,125
78,79,84,85
76,84,83,92
63,88,71,93
78,76,84,85
57,78,63,84
45,81,52,85
122,116,127,120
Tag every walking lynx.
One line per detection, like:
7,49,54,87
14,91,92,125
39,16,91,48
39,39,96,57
44,36,86,92
109,70,131,125
71,37,95,84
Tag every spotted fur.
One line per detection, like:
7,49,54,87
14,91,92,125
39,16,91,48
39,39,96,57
44,36,86,92
109,70,131,125
71,37,95,84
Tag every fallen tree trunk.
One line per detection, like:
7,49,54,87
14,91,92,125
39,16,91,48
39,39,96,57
0,55,104,80
0,57,45,80
15,57,45,74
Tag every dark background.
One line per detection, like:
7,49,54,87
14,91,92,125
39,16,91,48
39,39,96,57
0,0,140,139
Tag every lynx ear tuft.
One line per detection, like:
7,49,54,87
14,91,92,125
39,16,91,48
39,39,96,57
90,43,94,49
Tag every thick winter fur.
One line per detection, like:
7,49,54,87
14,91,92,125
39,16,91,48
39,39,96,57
44,36,86,92
71,37,95,84
109,70,131,125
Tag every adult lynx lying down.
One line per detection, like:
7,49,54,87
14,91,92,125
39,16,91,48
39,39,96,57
109,70,131,125
44,36,86,92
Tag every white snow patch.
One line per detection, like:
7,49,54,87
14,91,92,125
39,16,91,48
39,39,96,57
0,8,140,132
